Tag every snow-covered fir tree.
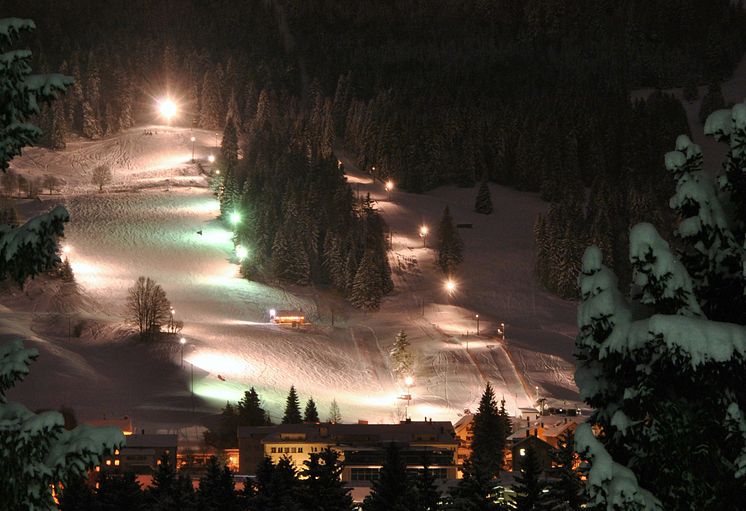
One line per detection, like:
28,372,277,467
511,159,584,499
0,340,123,510
0,18,72,171
475,180,494,214
436,205,464,275
575,101,746,510
390,330,414,378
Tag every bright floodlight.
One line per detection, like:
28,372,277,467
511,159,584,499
445,279,456,294
419,225,428,237
236,245,248,261
62,245,72,254
269,308,276,318
190,136,196,142
180,337,186,345
158,98,177,121
208,154,215,163
230,212,241,225
404,376,414,387
385,180,394,192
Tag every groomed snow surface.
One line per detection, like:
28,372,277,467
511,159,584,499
3,126,579,433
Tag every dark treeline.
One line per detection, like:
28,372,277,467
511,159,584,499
7,0,746,299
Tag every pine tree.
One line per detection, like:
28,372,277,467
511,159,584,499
544,431,583,511
362,443,413,511
300,448,353,511
200,71,221,130
436,206,464,274
0,18,72,171
237,387,269,426
698,82,726,124
282,385,303,424
390,330,414,378
413,455,441,511
49,100,67,150
471,383,508,481
475,180,493,214
513,445,548,511
327,399,342,424
350,249,384,310
58,474,95,511
95,471,145,511
304,397,320,423
220,119,239,174
197,456,237,511
58,257,75,282
147,453,195,511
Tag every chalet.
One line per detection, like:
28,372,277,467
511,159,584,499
511,434,553,472
271,309,305,325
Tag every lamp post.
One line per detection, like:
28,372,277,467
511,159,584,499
215,132,218,149
476,314,480,336
419,225,428,247
404,375,414,420
179,337,186,367
498,321,506,340
385,180,394,201
190,136,196,162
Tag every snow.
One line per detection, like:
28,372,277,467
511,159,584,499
704,109,735,141
575,423,662,510
628,223,702,316
626,314,746,367
0,18,35,39
4,126,580,431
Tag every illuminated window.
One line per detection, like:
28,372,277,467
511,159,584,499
114,449,119,455
519,449,526,456
284,447,290,454
95,466,100,472
114,460,120,466
298,447,303,453
271,447,276,453
291,447,297,453
105,460,111,466
95,482,100,489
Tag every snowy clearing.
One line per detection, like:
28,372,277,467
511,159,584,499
4,125,580,432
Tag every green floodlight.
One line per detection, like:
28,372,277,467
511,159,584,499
230,212,241,226
236,245,249,261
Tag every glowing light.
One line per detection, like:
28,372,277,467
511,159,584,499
215,170,220,175
385,180,394,192
419,225,428,237
62,245,72,255
180,337,186,345
445,279,456,294
404,376,414,387
230,212,241,225
269,309,276,318
236,245,248,260
157,98,177,121
208,154,215,163
189,351,255,377
190,136,196,142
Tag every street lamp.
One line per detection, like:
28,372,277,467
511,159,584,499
498,321,505,340
179,337,186,368
208,154,215,164
190,136,196,162
62,245,72,255
419,225,428,247
157,98,177,124
445,279,456,295
236,245,248,261
230,212,241,227
476,314,480,336
385,180,394,201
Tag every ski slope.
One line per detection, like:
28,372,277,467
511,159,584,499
4,125,580,432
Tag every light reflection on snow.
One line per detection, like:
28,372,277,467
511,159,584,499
193,379,245,402
188,351,256,377
152,153,193,170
